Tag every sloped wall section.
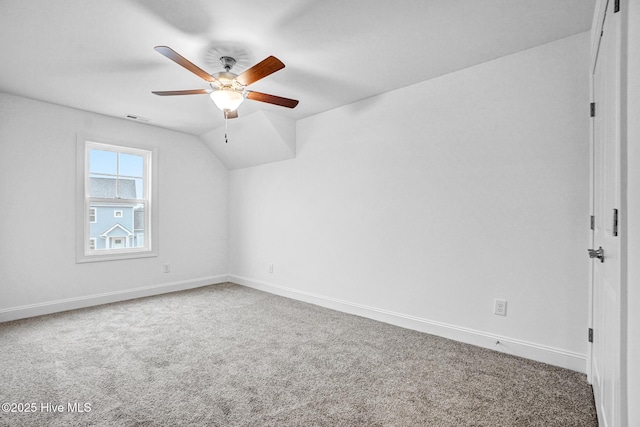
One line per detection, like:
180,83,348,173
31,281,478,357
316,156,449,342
200,110,296,170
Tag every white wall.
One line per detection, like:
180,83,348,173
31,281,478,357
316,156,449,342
624,0,639,424
229,33,591,371
0,93,229,320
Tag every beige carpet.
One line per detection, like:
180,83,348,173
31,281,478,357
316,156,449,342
0,283,597,426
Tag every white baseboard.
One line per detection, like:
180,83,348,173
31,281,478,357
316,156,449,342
231,275,587,373
0,275,230,322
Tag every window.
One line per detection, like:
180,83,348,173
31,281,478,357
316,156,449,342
76,138,158,262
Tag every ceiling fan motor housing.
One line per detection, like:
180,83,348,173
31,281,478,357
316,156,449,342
210,71,245,93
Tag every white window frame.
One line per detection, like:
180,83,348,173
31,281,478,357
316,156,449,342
114,210,123,218
89,207,97,223
89,238,96,250
76,135,158,263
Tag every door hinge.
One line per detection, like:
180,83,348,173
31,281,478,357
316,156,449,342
614,0,620,13
588,328,593,343
613,208,618,236
590,102,596,117
590,215,595,230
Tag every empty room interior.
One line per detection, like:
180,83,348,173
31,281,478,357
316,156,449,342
0,1,638,426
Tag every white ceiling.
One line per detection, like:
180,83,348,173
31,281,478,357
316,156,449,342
0,0,595,136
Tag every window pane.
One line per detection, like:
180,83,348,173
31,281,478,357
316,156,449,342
119,153,144,177
88,202,145,251
88,150,144,199
89,149,117,175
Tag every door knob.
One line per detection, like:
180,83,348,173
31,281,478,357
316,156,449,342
588,246,605,263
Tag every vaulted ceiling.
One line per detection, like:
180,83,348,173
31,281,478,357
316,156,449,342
0,0,594,139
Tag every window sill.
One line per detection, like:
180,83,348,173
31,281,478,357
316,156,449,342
76,248,158,263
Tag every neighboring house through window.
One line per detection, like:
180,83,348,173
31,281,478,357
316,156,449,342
76,138,158,262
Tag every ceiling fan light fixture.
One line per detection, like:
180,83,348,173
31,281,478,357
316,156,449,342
153,47,298,123
210,89,245,112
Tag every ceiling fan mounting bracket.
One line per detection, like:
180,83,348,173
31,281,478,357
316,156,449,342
219,56,236,72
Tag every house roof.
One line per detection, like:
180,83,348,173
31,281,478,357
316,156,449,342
90,177,137,199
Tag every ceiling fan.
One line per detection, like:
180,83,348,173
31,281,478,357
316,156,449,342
152,46,299,119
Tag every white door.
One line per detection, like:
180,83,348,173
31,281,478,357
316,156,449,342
111,237,125,249
591,1,624,426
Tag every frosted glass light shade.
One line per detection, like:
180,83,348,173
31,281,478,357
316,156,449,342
210,89,245,111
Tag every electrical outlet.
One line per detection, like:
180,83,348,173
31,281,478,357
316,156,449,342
268,263,274,274
494,298,507,316
163,264,171,273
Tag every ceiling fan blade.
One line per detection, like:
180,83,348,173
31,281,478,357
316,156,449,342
154,46,215,83
225,110,239,119
246,91,299,108
152,89,211,96
236,56,285,86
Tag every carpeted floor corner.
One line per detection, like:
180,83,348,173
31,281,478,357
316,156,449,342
0,283,597,426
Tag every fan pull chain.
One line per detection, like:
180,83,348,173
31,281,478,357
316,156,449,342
224,110,229,143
